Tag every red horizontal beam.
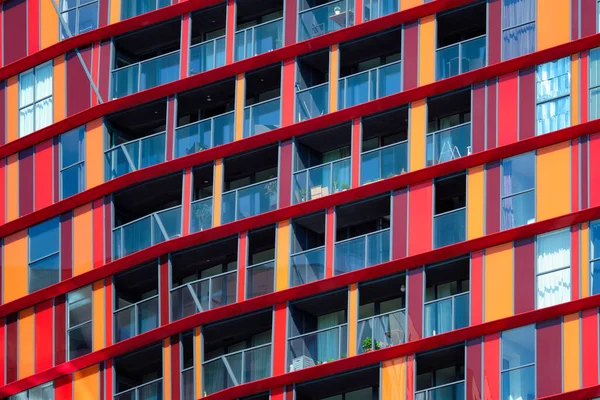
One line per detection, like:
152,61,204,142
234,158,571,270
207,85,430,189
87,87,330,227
539,384,600,400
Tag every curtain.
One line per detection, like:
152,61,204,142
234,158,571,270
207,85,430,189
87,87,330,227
35,63,54,131
502,0,535,29
317,313,341,362
536,97,570,135
19,70,35,138
424,298,452,336
536,57,571,102
536,229,571,308
502,23,536,61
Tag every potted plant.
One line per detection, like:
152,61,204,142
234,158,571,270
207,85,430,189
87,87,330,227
340,183,350,190
298,188,307,202
333,5,341,14
362,337,374,352
193,202,212,231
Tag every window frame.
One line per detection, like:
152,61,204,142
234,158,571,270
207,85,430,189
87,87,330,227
9,382,54,400
501,0,537,60
499,151,536,230
66,284,94,361
18,61,54,138
589,220,600,295
27,217,61,293
534,227,572,309
500,324,536,400
589,47,600,120
59,0,100,39
535,56,572,136
59,126,86,200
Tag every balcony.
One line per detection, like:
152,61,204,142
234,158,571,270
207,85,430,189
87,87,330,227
296,50,330,122
433,208,466,248
244,64,282,137
428,123,472,165
112,51,180,98
436,36,486,80
290,212,326,287
189,5,227,75
222,178,278,223
114,344,163,400
171,271,237,319
335,229,390,274
298,0,355,42
121,0,170,20
294,158,351,202
295,365,380,399
188,164,214,233
246,226,276,298
176,112,234,158
338,61,401,109
363,0,397,21
244,98,282,137
296,84,329,122
424,293,468,336
415,345,465,400
235,18,284,61
105,132,166,179
416,381,465,400
433,173,466,249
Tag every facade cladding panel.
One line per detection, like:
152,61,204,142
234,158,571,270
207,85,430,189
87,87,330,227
4,0,600,399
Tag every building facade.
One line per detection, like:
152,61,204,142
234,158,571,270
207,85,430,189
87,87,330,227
0,0,598,399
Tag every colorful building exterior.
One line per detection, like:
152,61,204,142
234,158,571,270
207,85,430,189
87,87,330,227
0,0,600,399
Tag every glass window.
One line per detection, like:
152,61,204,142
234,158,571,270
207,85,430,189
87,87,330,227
536,229,571,308
9,382,54,400
60,126,86,199
501,325,535,400
589,48,600,120
60,0,98,39
28,217,60,293
535,57,571,135
19,62,53,138
501,152,535,230
67,285,93,360
502,0,536,60
589,220,600,295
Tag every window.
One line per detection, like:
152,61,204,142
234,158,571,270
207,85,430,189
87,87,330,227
181,331,195,400
536,229,571,308
501,325,535,400
536,57,571,135
589,220,600,295
60,126,86,199
9,382,54,399
589,47,600,120
502,0,536,60
59,0,99,39
67,285,93,360
19,62,53,138
501,152,535,230
28,217,60,293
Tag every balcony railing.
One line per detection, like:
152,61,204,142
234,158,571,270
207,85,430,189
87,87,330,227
189,36,226,75
170,270,237,321
338,61,402,109
415,380,465,400
121,0,170,20
182,367,195,400
293,157,351,204
424,292,469,337
298,0,355,42
288,324,347,371
363,0,397,21
290,247,326,287
113,205,182,260
235,18,284,61
426,122,471,166
436,35,486,80
221,178,278,224
114,295,159,342
105,131,166,180
175,111,234,158
296,83,329,122
243,97,281,138
357,309,405,353
246,260,275,298
190,197,213,233
114,378,163,400
433,208,466,249
334,228,390,275
203,343,272,395
112,50,180,98
361,141,407,184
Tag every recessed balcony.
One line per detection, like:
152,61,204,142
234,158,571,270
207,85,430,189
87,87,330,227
415,345,465,400
114,343,163,400
296,50,330,122
244,65,282,137
189,5,227,75
246,225,276,298
234,0,283,61
298,0,355,41
433,173,466,249
290,212,326,287
295,365,380,399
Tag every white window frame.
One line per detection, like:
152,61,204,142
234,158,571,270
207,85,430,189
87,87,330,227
18,61,54,138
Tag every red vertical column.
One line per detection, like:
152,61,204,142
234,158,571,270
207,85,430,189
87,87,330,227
53,137,60,202
34,139,53,210
19,147,34,217
93,198,105,268
237,232,247,301
91,42,100,106
167,96,176,161
408,181,432,256
281,59,295,127
582,51,589,124
406,354,415,400
106,276,113,347
225,0,236,64
272,303,287,376
99,41,112,102
6,313,17,383
160,254,170,326
581,136,589,210
572,226,580,300
513,237,535,314
272,387,286,400
54,375,73,399
571,0,578,39
487,0,501,64
0,320,4,386
391,188,407,260
485,162,500,235
171,335,181,400
61,211,73,280
354,0,363,24
34,300,53,372
483,333,500,400
54,296,67,365
351,118,361,188
402,22,419,91
466,338,482,400
536,319,563,397
497,72,518,146
582,0,597,37
325,207,335,278
486,80,497,150
27,0,39,55
283,0,297,46
406,268,423,341
182,168,192,236
471,82,485,154
470,250,483,325
518,68,536,140
279,140,293,209
589,133,600,207
582,308,599,387
180,14,191,79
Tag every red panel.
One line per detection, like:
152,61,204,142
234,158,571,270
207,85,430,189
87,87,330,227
486,80,497,149
54,296,66,365
582,51,589,124
167,96,175,161
5,313,17,383
53,137,59,203
272,303,287,376
99,41,111,103
27,0,39,54
160,254,169,326
582,308,599,387
392,188,408,259
285,385,294,400
54,374,72,399
354,0,363,24
282,59,295,127
467,338,482,400
572,0,579,40
325,207,334,278
91,42,100,107
572,139,580,212
0,320,4,385
34,139,53,210
237,232,247,301
485,161,500,235
104,196,112,263
497,72,518,146
34,299,53,372
408,181,432,256
180,14,190,79
0,81,5,145
106,276,113,346
182,168,191,235
536,318,562,397
403,21,419,91
483,333,500,400
518,68,535,140
0,160,5,225
66,47,93,116
171,335,181,400
407,267,423,341
278,140,293,208
487,0,501,65
225,0,235,64
272,386,285,400
19,147,34,217
105,358,113,398
589,133,600,207
582,0,597,38
351,119,360,188
93,198,104,268
513,237,534,314
581,136,589,209
60,211,73,280
283,0,297,46
3,0,27,65
406,354,415,400
98,0,109,27
470,250,483,325
471,82,485,153
572,226,580,300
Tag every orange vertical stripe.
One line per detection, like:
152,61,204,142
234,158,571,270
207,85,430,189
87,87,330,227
329,45,339,112
7,154,19,221
18,307,34,378
6,76,18,143
85,118,104,189
563,313,581,391
213,159,223,227
409,99,426,171
40,0,58,49
381,357,406,400
484,243,513,322
93,280,105,351
467,165,484,239
537,0,570,50
195,327,202,398
109,0,121,23
537,142,571,220
164,339,172,400
347,284,358,357
73,365,100,399
275,220,290,291
401,0,420,10
4,230,28,302
73,203,93,276
53,56,66,123
235,74,245,141
419,15,435,86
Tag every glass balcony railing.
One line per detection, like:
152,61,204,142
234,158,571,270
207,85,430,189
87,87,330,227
243,97,281,138
415,381,465,400
105,132,166,180
293,157,351,204
114,295,159,342
170,270,237,321
189,36,226,75
246,260,275,298
203,343,272,395
114,378,163,400
113,205,182,260
235,18,284,61
361,141,407,184
436,35,486,80
288,324,348,371
121,0,170,20
190,197,213,233
290,247,326,287
357,309,405,353
426,123,471,166
338,61,401,109
175,111,234,158
433,208,466,249
296,83,329,122
112,50,180,98
182,367,194,400
424,292,469,337
298,0,355,42
334,229,390,275
363,0,397,21
221,178,278,224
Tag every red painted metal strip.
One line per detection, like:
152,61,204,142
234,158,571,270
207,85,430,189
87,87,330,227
182,168,192,235
483,332,500,400
513,237,535,314
3,0,27,66
53,374,72,399
581,308,599,387
485,161,500,234
91,43,100,107
582,136,589,210
18,147,34,217
487,0,501,65
54,296,66,365
536,318,563,397
281,59,295,128
180,14,190,79
167,96,176,162
104,196,112,263
351,119,361,188
160,254,169,326
472,82,485,153
471,250,483,325
99,41,111,104
272,303,287,376
408,182,432,256
518,68,535,140
466,338,482,400
27,0,39,54
171,335,181,400
486,80,497,150
572,0,579,40
34,299,53,372
325,207,334,278
53,137,59,203
66,47,93,117
60,211,73,280
238,231,247,301
403,21,419,91
572,225,580,300
407,267,423,341
0,320,4,386
98,0,109,27
497,72,518,146
225,0,235,65
590,133,600,207
283,0,297,46
93,198,104,267
392,188,408,259
34,139,53,210
0,81,5,146
278,140,293,209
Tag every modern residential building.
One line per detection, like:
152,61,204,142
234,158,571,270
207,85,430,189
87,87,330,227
1,0,600,399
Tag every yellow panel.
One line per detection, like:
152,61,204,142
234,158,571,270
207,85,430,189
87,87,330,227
329,44,339,113
467,165,484,240
582,223,589,298
571,55,579,126
7,154,19,222
40,0,58,49
164,339,171,400
537,142,571,220
195,327,202,398
419,15,435,86
381,357,406,400
73,203,93,276
409,99,426,171
4,230,28,303
73,365,99,399
7,76,18,143
110,0,121,24
484,243,513,322
93,280,105,351
275,220,290,291
235,74,245,141
348,284,357,357
400,0,421,10
537,0,570,50
213,159,223,227
563,313,581,391
86,118,104,189
53,56,66,123
18,307,34,378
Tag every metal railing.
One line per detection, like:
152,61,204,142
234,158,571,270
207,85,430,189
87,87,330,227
298,0,355,41
360,141,407,184
243,97,281,138
105,131,166,180
426,122,471,166
433,208,466,249
290,247,326,287
357,309,405,353
112,50,180,98
121,0,170,20
114,295,159,342
296,82,329,122
287,324,347,371
436,35,486,80
190,197,213,233
424,292,469,337
293,157,351,204
338,60,402,109
235,18,284,61
181,367,195,400
221,178,278,224
415,380,465,400
114,378,163,400
363,0,397,21
246,260,275,298
175,111,234,158
334,228,390,275
189,36,226,75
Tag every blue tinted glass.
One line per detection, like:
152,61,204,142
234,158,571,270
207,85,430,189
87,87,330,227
62,164,85,199
61,127,84,168
29,217,60,262
590,221,600,261
501,324,535,370
29,253,60,292
502,152,535,196
501,365,535,400
591,260,600,296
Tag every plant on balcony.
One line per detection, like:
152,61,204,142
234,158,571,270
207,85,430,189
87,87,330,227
361,337,383,352
193,202,212,230
298,188,307,202
333,5,341,14
340,183,350,190
264,177,278,196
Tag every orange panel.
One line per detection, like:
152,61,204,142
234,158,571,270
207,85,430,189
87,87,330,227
419,15,435,86
329,45,339,112
537,142,571,220
213,159,223,227
73,203,93,276
467,165,484,240
85,118,104,189
164,339,171,400
93,280,105,351
563,313,581,390
73,365,99,399
400,0,420,10
40,0,58,49
409,99,426,171
381,357,406,400
235,74,245,141
572,55,579,126
347,284,357,357
53,56,66,123
195,327,202,397
484,243,513,322
18,307,34,378
537,0,570,50
7,154,19,221
4,229,28,302
276,220,290,291
7,76,18,143
110,0,121,24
